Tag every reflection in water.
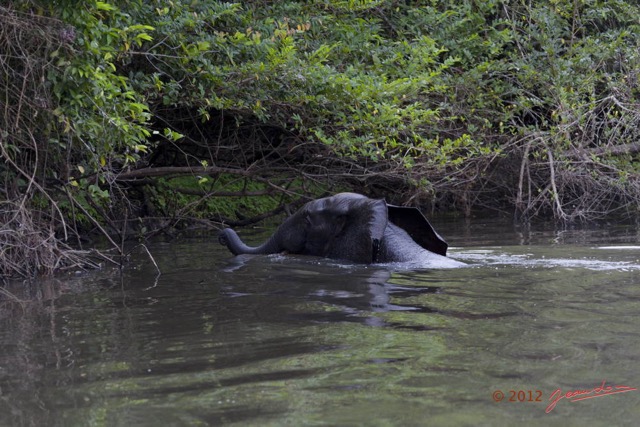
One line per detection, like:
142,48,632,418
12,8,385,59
1,224,640,426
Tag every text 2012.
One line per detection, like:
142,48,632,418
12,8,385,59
492,390,543,402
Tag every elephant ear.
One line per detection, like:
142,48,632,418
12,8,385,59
386,205,448,256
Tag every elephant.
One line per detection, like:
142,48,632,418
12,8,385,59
218,192,464,268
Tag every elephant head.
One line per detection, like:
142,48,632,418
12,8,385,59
218,192,448,263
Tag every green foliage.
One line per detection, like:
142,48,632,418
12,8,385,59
148,175,286,221
47,1,153,171
50,0,497,171
3,0,640,279
145,172,332,225
9,0,640,227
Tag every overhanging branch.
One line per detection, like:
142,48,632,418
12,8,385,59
113,166,252,181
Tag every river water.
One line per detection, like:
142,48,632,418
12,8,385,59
1,218,639,426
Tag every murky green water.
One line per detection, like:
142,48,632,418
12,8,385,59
1,219,639,426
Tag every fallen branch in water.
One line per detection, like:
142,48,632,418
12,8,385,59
0,201,103,278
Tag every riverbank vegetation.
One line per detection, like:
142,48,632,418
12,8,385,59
1,0,639,278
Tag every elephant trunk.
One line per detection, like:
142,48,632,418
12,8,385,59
218,228,282,255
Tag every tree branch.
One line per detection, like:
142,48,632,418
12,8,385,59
113,165,253,181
